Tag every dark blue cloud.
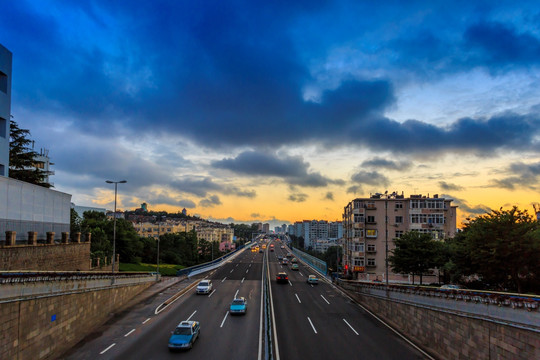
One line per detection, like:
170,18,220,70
350,171,390,187
490,161,540,190
361,158,413,171
212,151,345,187
288,193,308,202
439,181,465,191
170,176,256,198
199,195,222,208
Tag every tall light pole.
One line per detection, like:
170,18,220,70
385,190,389,288
106,180,127,284
156,222,160,281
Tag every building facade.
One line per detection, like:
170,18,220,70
0,44,12,177
342,193,457,283
289,219,343,250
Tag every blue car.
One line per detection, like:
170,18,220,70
229,297,247,315
168,321,200,351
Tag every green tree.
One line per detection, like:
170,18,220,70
70,208,82,236
9,120,51,187
458,207,540,293
389,231,441,285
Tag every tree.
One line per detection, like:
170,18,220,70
70,208,82,236
457,207,540,293
9,120,51,187
389,231,441,285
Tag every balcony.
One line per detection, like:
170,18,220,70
365,206,377,210
353,223,365,229
366,263,377,268
366,248,376,253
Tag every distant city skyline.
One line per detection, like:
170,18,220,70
3,1,540,227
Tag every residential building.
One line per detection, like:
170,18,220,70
342,192,457,283
289,219,343,250
0,44,12,177
71,203,106,218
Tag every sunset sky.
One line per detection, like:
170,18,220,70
2,1,540,228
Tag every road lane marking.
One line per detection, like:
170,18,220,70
343,319,359,335
246,269,249,273
320,295,330,304
234,289,239,298
124,329,135,337
220,312,229,328
299,272,304,277
187,310,197,321
100,343,116,355
142,318,151,324
242,277,245,283
307,317,317,334
249,264,252,267
230,269,234,273
208,289,216,298
236,264,239,266
295,294,301,303
222,277,227,282
288,280,292,286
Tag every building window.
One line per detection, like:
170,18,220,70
354,214,364,223
353,258,365,266
0,71,7,94
395,216,403,224
0,117,6,138
367,244,376,252
366,216,376,224
395,230,404,239
367,258,376,266
366,229,377,238
395,202,403,209
354,229,364,238
354,200,364,209
366,201,376,209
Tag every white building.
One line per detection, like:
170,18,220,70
0,44,12,177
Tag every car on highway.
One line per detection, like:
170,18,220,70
168,320,200,351
229,297,247,315
276,272,289,283
196,280,213,294
291,257,298,263
281,258,288,265
280,245,285,249
277,256,283,261
291,263,299,271
307,275,318,284
286,253,292,258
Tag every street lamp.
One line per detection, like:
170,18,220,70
385,191,389,289
106,180,127,284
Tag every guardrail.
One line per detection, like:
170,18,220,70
176,241,252,277
0,271,154,285
290,247,328,278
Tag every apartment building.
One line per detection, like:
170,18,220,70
290,220,343,250
0,44,12,177
342,193,457,283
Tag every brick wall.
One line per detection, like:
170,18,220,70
0,243,91,271
0,281,153,360
340,282,540,359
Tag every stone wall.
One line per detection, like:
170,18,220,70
0,242,91,271
0,280,153,360
339,281,540,359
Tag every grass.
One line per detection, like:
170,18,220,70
119,262,185,276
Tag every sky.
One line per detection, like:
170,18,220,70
2,1,540,228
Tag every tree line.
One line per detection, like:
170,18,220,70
71,210,252,269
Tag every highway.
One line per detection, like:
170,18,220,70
66,241,427,359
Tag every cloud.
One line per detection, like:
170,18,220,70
199,195,222,208
324,192,334,201
439,181,464,191
170,176,256,198
361,158,413,171
350,170,390,187
213,150,344,187
489,161,540,190
144,191,197,208
444,194,491,216
347,185,363,194
288,193,308,202
251,213,260,218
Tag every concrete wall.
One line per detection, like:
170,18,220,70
0,275,155,360
0,177,71,242
338,281,540,359
0,242,92,271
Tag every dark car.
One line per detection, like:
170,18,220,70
276,272,289,284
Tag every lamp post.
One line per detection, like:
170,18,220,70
106,180,127,284
156,222,160,281
385,191,389,289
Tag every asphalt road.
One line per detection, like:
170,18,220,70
65,241,428,360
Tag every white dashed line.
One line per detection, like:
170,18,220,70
307,317,317,334
100,343,116,355
220,312,229,328
187,310,197,321
230,269,234,273
295,294,301,303
222,277,227,282
242,277,245,283
124,329,135,337
234,289,239,298
208,289,216,298
320,295,330,304
246,269,249,273
299,272,304,277
343,319,359,335
142,318,151,324
288,280,292,286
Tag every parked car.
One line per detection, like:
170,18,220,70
168,321,200,351
196,280,213,294
229,297,247,315
307,275,318,284
291,263,299,271
276,272,289,283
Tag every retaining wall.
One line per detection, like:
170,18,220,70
0,275,155,360
338,281,540,359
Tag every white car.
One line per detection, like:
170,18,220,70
196,280,213,294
